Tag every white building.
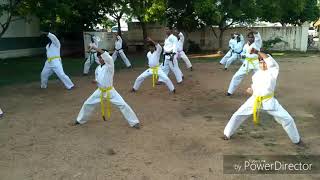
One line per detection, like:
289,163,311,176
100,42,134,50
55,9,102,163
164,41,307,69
0,1,42,59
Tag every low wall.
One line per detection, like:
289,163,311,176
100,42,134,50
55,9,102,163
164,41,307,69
126,22,309,52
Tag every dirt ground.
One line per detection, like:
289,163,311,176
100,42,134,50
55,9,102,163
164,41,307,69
0,54,320,180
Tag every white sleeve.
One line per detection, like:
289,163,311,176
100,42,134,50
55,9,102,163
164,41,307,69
179,32,184,44
240,35,245,44
265,56,279,79
48,32,61,48
117,36,122,43
94,67,99,81
155,43,162,55
94,38,99,47
241,44,247,56
228,39,232,48
172,36,178,53
254,32,262,50
101,52,114,67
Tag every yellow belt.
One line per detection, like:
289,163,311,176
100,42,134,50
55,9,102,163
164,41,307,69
253,92,274,125
151,65,159,88
47,56,61,62
99,86,113,121
245,57,258,74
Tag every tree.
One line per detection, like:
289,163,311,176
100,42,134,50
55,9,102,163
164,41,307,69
166,0,204,32
166,0,205,51
128,0,166,49
194,0,259,49
258,0,319,26
0,0,25,37
100,17,116,30
17,0,107,32
100,0,130,36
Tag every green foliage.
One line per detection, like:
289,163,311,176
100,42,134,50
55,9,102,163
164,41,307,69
257,0,320,25
166,0,204,32
100,18,116,30
128,0,166,23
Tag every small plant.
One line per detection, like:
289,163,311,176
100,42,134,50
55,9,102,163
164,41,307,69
263,38,286,50
187,40,201,53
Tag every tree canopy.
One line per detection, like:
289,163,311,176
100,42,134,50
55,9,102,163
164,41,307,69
1,0,319,39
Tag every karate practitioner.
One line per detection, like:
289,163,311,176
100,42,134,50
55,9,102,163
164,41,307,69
223,51,301,144
112,33,132,68
224,33,245,70
0,108,3,118
40,32,74,89
220,33,236,65
158,26,183,84
132,37,175,93
74,47,140,128
226,29,262,96
83,33,100,75
175,30,193,71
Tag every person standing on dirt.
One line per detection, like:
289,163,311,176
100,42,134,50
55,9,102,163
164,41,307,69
74,47,140,129
174,29,193,71
226,29,262,96
0,108,3,118
223,50,301,144
158,26,184,84
131,37,175,93
112,33,132,68
83,33,100,75
40,32,75,90
219,33,236,65
224,33,245,70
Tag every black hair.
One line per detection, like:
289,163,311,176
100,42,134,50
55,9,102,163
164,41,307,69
260,49,273,57
97,49,108,57
91,36,94,43
148,42,155,48
247,32,254,37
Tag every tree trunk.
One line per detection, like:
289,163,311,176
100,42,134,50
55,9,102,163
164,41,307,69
117,18,122,36
218,28,225,50
0,15,12,38
184,31,190,53
140,21,148,51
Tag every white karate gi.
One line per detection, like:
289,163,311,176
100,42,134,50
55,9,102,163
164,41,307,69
76,52,139,126
177,32,192,69
159,34,183,83
220,38,237,65
133,44,175,91
112,35,132,67
83,37,100,74
224,56,300,143
0,108,3,116
40,32,74,89
224,35,245,69
227,32,262,94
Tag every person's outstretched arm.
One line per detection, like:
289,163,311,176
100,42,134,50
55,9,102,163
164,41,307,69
42,32,61,48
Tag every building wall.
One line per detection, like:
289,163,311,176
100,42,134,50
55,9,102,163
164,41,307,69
0,14,42,59
83,32,115,58
126,22,309,52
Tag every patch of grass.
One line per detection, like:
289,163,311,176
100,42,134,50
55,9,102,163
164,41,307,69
0,51,318,87
191,57,220,63
271,51,320,58
251,134,265,139
0,54,147,87
264,142,276,147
